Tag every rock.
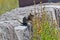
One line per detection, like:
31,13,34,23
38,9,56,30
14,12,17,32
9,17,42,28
14,26,29,40
0,3,60,40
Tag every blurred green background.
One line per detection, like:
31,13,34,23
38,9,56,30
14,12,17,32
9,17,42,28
0,0,19,15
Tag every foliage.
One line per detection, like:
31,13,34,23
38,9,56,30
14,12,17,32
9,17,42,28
40,12,58,40
0,0,19,15
31,10,58,40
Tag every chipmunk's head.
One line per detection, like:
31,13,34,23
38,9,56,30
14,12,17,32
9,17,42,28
28,13,34,21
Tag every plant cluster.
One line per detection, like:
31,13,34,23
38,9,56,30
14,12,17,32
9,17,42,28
31,6,58,40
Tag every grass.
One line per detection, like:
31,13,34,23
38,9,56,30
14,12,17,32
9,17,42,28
58,30,60,40
31,6,58,40
0,0,19,15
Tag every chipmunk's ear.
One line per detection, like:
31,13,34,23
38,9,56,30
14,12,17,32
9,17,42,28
30,13,33,16
30,13,32,15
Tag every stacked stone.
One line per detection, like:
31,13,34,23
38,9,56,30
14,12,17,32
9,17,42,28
0,20,21,40
0,3,60,40
14,26,29,40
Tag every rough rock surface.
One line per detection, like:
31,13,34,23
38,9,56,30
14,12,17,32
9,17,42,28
0,3,60,40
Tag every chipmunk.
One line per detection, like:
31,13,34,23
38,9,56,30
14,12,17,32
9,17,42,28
27,13,34,31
